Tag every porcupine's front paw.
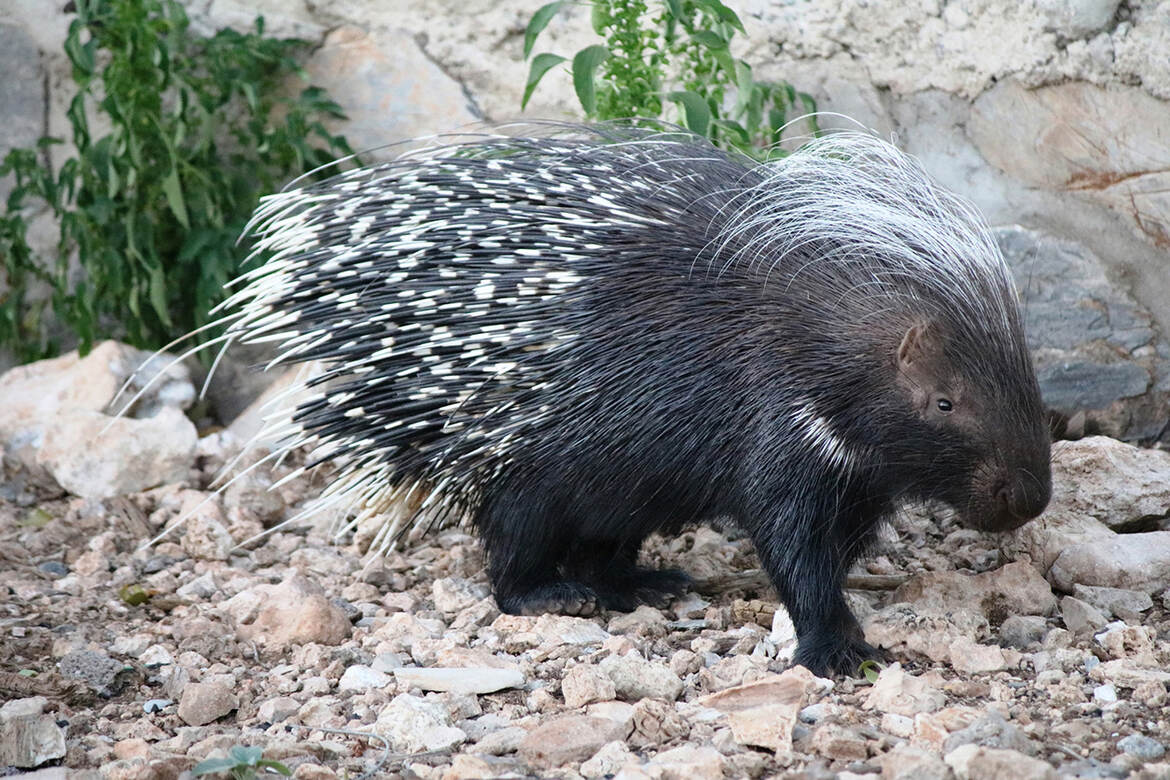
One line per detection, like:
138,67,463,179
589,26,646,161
497,581,600,617
793,613,886,677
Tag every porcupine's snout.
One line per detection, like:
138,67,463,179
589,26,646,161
982,441,1052,531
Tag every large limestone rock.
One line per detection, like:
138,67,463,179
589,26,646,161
0,341,197,498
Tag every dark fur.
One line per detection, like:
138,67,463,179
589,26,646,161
232,126,1053,676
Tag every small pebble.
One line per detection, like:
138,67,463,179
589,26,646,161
37,561,68,577
1092,684,1117,704
1117,734,1165,761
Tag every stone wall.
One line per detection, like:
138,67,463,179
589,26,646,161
3,0,1168,438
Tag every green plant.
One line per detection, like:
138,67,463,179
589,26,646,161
193,746,291,780
858,658,884,683
522,0,819,159
0,0,355,362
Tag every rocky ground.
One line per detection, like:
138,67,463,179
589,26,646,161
3,344,1170,780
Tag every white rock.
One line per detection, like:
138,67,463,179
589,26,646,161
1093,683,1118,703
863,663,946,715
944,743,1056,780
562,663,617,708
580,740,637,779
948,637,1008,674
1050,531,1170,594
0,698,67,768
474,726,527,756
533,614,611,646
599,652,684,702
176,681,238,727
38,407,196,499
223,574,352,648
643,744,725,780
696,668,816,753
431,577,488,614
257,696,300,723
375,694,466,753
393,666,524,695
338,665,393,692
1034,0,1122,37
770,606,797,645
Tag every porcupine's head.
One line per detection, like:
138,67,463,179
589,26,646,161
723,132,1052,532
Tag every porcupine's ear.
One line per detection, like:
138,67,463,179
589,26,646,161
894,321,950,405
896,321,942,371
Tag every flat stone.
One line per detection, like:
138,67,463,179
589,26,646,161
0,698,67,768
1089,659,1170,689
697,668,816,753
338,665,393,692
892,560,1056,619
944,744,1056,780
643,744,725,780
1118,734,1165,761
580,740,637,779
1050,531,1170,594
518,714,631,769
1072,584,1154,619
393,667,524,695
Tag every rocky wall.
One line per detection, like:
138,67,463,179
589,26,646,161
3,0,1168,438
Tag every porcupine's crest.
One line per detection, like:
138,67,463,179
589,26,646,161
222,124,1028,551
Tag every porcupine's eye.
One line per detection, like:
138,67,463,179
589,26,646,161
936,397,954,413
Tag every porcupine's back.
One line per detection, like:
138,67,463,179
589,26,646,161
224,124,1034,548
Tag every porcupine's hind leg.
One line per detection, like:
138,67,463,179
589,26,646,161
476,486,601,617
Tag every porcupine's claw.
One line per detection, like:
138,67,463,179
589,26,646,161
504,582,600,617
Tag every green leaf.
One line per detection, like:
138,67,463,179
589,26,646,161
193,757,241,776
229,746,263,765
733,61,753,117
161,168,189,229
858,659,883,684
523,1,565,60
668,91,711,138
63,20,96,76
712,118,749,146
799,91,818,121
694,0,745,33
690,30,727,50
148,264,172,328
590,1,608,35
571,45,610,117
689,30,735,76
663,0,684,20
521,53,567,110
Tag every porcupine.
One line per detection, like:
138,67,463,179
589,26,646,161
219,124,1052,676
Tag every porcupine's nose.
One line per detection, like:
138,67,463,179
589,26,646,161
995,465,1051,526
